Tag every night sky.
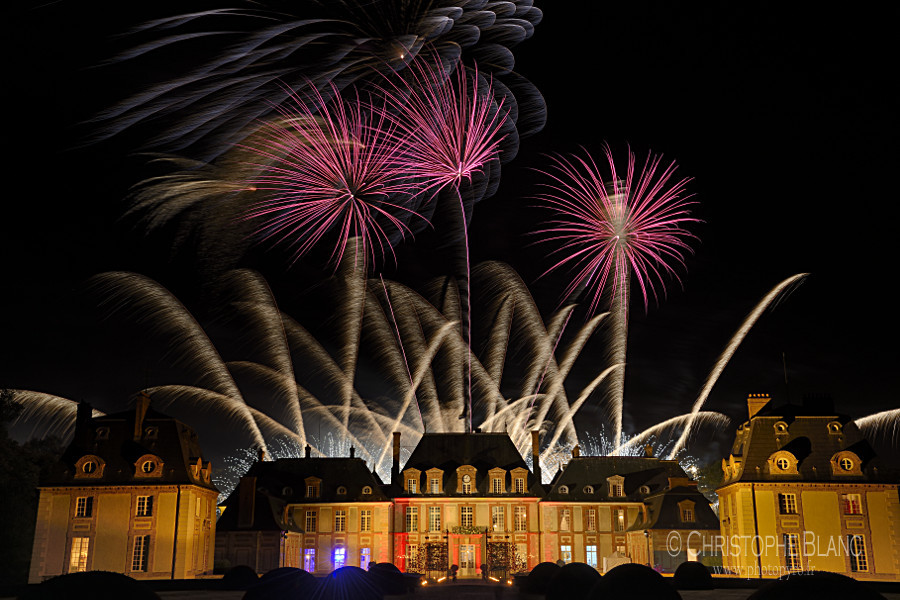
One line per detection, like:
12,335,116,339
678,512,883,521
4,2,898,466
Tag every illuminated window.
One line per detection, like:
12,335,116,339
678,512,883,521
141,460,156,474
462,481,472,494
492,506,505,532
778,493,797,515
460,506,474,528
560,508,571,531
307,483,319,498
335,510,346,532
681,507,694,522
784,533,801,570
430,478,441,493
615,509,625,532
333,547,346,569
849,535,868,572
360,547,372,570
131,535,150,572
305,510,317,532
304,548,316,572
360,509,372,532
69,537,89,573
136,496,153,517
75,497,93,518
587,508,597,531
842,493,863,515
586,545,597,569
408,479,418,494
560,545,572,564
514,506,527,532
492,478,504,494
610,482,624,497
776,457,790,471
515,477,525,494
407,544,419,571
406,506,418,532
840,457,854,471
428,506,441,531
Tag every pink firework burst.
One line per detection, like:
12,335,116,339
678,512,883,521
242,85,422,270
536,144,697,317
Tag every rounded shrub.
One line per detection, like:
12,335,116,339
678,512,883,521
243,567,317,600
523,561,561,595
589,563,681,600
673,561,713,590
366,561,406,596
318,566,382,600
546,562,601,600
20,571,160,600
747,571,885,600
221,564,259,590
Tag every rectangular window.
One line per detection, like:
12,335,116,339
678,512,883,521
304,548,316,572
842,493,862,515
406,506,419,532
784,533,801,571
131,535,149,572
69,537,90,573
515,477,525,494
408,479,417,494
492,478,504,494
778,493,798,514
514,506,527,532
681,507,695,522
849,535,868,572
305,510,317,533
615,509,626,532
428,506,441,532
306,483,319,498
430,478,441,494
461,506,474,528
492,505,505,532
360,509,372,532
560,508,571,531
610,482,623,497
560,545,572,564
75,496,93,518
335,509,346,532
462,481,472,494
333,547,346,569
586,545,597,569
587,508,596,531
136,495,153,517
360,547,372,570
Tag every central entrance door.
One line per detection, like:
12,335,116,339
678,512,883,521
459,545,476,578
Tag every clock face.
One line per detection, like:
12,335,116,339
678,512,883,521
462,474,471,483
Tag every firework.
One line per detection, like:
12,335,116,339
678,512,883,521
379,55,508,432
535,144,696,449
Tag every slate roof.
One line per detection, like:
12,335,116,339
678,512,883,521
400,432,542,496
724,400,893,484
543,456,689,502
633,486,720,531
45,403,217,491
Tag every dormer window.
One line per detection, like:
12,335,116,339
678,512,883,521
407,479,418,494
75,455,105,479
135,454,163,478
144,427,158,440
337,486,347,495
678,500,696,523
83,461,97,474
774,421,789,433
827,421,842,434
607,475,625,497
558,485,569,495
362,486,372,495
768,451,798,475
141,460,157,474
776,457,790,471
583,485,594,495
492,478,504,494
426,468,444,494
840,458,854,471
456,466,477,494
515,477,525,494
305,478,321,498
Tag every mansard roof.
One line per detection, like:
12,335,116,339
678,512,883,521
633,485,720,531
722,400,893,485
46,401,217,491
400,432,542,496
544,456,689,502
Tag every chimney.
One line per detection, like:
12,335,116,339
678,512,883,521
644,444,654,458
304,444,312,458
531,430,542,485
76,401,92,433
237,476,257,529
391,432,401,486
257,447,265,462
572,444,581,458
134,390,151,440
747,393,770,420
350,446,356,458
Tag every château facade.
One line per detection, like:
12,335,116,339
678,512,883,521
718,394,900,580
28,393,218,583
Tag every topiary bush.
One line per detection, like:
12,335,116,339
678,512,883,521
221,564,259,590
589,563,681,600
366,561,406,596
673,561,713,590
747,571,886,600
243,567,317,600
19,571,160,600
523,561,561,595
546,562,601,600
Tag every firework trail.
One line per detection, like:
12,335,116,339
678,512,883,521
855,409,900,444
667,273,809,459
380,55,507,432
91,1,544,164
535,144,696,450
7,391,106,440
